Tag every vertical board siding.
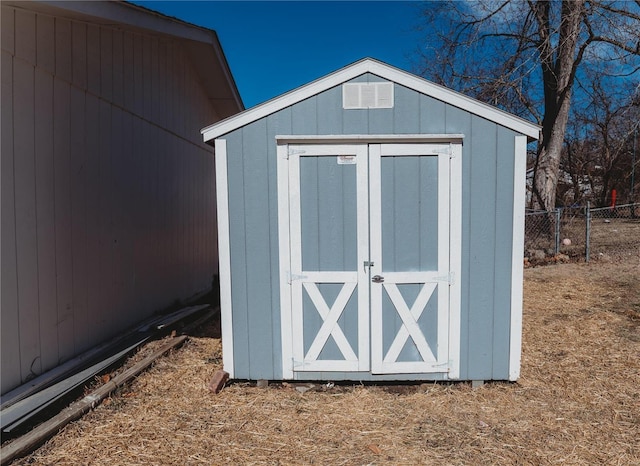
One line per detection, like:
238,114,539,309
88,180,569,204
98,100,114,336
132,32,144,117
315,86,342,134
110,106,125,326
226,130,250,377
443,105,472,381
1,50,21,394
157,41,167,128
266,109,293,377
54,79,74,363
225,76,519,381
142,35,152,121
13,56,42,380
100,27,113,102
1,6,15,54
419,95,446,134
122,32,134,110
69,85,87,363
86,24,100,96
34,68,59,370
150,38,159,123
392,85,420,134
71,21,87,89
131,117,144,313
111,30,124,108
121,111,135,313
1,5,224,393
492,128,517,378
36,14,55,74
83,92,100,352
292,96,318,135
54,18,72,82
14,9,36,63
466,116,498,380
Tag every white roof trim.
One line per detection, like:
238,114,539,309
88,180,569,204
201,58,540,142
275,134,465,144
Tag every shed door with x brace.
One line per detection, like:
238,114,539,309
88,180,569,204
278,142,461,378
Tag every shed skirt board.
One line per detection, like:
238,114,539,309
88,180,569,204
278,142,461,379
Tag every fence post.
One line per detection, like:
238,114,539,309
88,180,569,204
554,208,561,255
585,202,591,262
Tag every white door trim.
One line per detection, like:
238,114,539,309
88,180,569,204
369,143,458,374
278,140,462,379
448,142,463,379
279,144,370,374
277,143,294,378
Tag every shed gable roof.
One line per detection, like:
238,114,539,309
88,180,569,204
201,58,540,142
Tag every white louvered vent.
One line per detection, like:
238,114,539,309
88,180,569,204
342,82,394,109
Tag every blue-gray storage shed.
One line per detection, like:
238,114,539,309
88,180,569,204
201,58,540,383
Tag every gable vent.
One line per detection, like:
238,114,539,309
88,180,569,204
342,82,394,109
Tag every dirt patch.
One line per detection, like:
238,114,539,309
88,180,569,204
6,260,640,465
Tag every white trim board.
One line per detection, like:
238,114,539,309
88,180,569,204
509,135,528,381
276,144,294,379
202,58,540,142
275,134,465,144
214,139,234,378
448,142,463,379
278,141,461,379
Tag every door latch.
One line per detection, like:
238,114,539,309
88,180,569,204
371,275,384,283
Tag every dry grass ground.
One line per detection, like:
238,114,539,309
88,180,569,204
7,259,640,465
560,217,640,261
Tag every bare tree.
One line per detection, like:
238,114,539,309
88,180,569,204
417,0,640,211
562,76,640,206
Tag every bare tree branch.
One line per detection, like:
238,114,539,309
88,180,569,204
416,0,640,211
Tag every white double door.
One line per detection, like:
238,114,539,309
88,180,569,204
278,142,460,377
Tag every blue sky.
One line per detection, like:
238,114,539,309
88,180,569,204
132,1,425,108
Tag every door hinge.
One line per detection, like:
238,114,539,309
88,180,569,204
292,358,308,369
429,272,455,285
288,272,308,284
430,144,454,158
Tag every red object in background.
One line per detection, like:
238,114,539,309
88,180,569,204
611,189,617,208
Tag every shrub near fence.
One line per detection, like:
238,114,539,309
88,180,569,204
524,203,640,264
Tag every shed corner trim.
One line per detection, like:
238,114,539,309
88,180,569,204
214,139,234,378
509,135,528,381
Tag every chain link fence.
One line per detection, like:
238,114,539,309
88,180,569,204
524,203,640,264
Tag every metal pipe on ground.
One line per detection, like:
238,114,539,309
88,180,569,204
0,336,188,465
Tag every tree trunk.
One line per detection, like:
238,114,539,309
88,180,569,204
534,95,573,211
531,0,585,212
